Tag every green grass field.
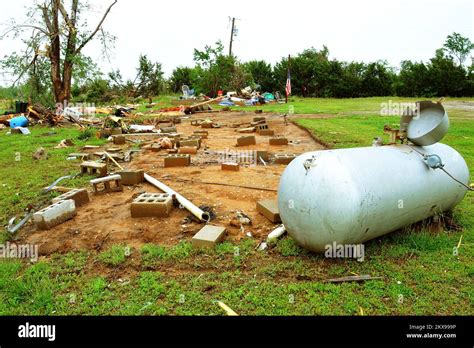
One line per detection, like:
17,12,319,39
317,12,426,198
0,97,472,315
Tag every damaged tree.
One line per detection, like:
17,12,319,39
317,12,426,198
0,0,117,104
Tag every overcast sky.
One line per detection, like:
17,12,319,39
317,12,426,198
0,0,472,85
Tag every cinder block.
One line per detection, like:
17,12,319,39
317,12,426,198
52,188,90,207
164,154,191,167
274,154,296,165
80,161,107,177
90,174,123,194
201,122,213,129
68,153,92,160
256,124,269,131
131,193,173,217
178,146,198,155
256,150,270,162
237,135,256,146
221,162,239,171
193,130,208,139
192,225,227,248
259,129,275,136
256,199,281,223
113,135,126,145
33,199,77,230
179,138,201,149
269,137,288,145
191,119,203,126
253,116,266,122
118,170,145,185
160,126,177,133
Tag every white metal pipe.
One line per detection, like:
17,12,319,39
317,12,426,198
144,173,210,222
267,224,286,243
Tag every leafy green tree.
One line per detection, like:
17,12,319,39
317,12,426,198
0,0,117,104
108,55,165,98
192,41,252,96
360,61,395,97
243,60,274,92
169,67,194,93
427,49,467,97
443,32,474,66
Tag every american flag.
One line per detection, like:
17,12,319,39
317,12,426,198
285,69,291,97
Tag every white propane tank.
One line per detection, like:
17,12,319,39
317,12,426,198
277,143,470,252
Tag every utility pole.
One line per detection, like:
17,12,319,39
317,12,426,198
229,17,235,56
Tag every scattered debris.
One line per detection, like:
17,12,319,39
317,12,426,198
32,147,48,160
326,275,383,283
7,210,34,234
267,224,286,243
217,301,238,316
55,139,74,148
230,211,252,227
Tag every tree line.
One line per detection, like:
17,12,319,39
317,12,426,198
1,28,473,106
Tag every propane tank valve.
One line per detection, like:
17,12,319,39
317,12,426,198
303,155,317,175
423,154,444,169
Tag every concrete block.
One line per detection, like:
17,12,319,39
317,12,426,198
269,137,289,146
33,199,77,230
193,130,208,139
256,199,281,223
253,116,266,122
80,161,107,177
160,126,177,133
118,170,145,185
201,122,213,129
191,119,203,126
131,193,173,217
192,225,227,248
90,174,123,194
256,150,270,162
164,154,191,167
68,153,92,160
221,162,239,171
113,135,126,145
274,154,296,165
179,138,201,149
178,146,198,155
259,129,275,136
256,123,269,131
237,135,256,146
52,188,90,207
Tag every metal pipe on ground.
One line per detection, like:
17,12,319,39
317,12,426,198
144,173,210,222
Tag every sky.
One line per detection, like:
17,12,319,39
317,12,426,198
0,0,472,85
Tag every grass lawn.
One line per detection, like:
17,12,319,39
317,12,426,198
0,97,472,315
